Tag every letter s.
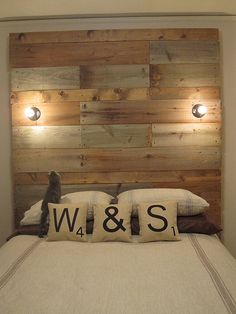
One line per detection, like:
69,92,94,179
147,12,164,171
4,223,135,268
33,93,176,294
147,205,168,232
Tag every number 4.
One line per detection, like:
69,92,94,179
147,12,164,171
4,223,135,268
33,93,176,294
76,227,84,238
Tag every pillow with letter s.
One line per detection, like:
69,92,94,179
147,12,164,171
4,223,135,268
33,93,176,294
138,201,181,242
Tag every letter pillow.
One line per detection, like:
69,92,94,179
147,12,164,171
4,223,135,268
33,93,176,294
92,204,132,242
47,203,87,241
138,201,181,242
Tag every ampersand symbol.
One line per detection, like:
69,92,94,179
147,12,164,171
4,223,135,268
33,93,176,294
103,206,126,233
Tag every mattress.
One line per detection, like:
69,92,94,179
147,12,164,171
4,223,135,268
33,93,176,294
0,234,236,314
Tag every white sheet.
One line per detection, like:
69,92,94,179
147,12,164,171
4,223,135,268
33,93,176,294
0,234,236,314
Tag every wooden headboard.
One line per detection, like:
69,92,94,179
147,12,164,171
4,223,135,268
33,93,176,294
9,28,221,227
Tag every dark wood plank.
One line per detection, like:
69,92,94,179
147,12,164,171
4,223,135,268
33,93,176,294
150,64,220,87
80,100,221,124
80,65,149,89
10,41,149,68
14,169,221,185
10,29,219,45
11,66,80,91
12,102,80,126
150,41,219,64
12,126,82,148
13,147,220,173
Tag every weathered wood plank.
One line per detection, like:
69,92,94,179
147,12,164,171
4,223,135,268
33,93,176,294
10,87,220,104
150,64,220,87
81,124,150,148
150,41,219,64
11,66,80,91
80,100,221,125
152,123,221,147
10,41,149,68
14,169,221,185
80,65,149,89
13,147,220,173
12,102,80,126
10,29,219,45
12,126,82,148
150,87,220,100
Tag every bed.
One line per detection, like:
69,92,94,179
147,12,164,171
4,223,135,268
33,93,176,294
0,233,236,314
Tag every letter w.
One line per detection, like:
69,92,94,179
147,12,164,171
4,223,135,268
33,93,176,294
53,207,79,232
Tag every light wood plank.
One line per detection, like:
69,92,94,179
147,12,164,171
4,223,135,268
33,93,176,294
10,41,149,68
150,64,220,87
10,29,219,45
11,66,80,91
14,170,221,185
13,147,220,173
10,87,220,104
80,65,149,89
12,126,82,148
150,41,219,64
80,100,221,125
150,87,220,100
12,102,80,126
152,123,221,147
81,124,151,148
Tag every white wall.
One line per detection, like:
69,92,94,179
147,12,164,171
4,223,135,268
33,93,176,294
1,0,236,17
0,16,235,256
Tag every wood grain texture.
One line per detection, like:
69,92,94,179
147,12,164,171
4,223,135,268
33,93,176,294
80,100,221,125
12,102,80,126
150,64,220,87
150,41,219,64
12,126,82,148
81,124,151,148
10,87,220,104
13,147,220,173
152,123,221,147
80,65,149,89
10,41,149,68
10,29,219,45
14,169,221,185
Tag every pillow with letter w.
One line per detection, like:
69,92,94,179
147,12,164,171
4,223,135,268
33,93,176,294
47,203,87,241
138,201,181,242
92,204,132,242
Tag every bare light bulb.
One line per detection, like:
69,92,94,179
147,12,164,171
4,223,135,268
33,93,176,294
24,107,41,121
192,104,207,118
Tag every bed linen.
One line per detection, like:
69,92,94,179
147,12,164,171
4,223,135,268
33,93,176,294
0,234,235,314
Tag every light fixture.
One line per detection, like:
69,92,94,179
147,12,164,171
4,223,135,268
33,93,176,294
192,104,207,118
25,107,41,121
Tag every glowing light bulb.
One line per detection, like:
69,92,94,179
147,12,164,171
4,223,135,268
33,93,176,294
192,104,207,118
25,107,35,118
24,107,41,121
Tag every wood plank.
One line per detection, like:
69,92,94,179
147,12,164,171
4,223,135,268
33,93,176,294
12,126,82,148
12,102,80,126
10,29,219,45
10,41,149,68
150,41,219,64
81,124,151,148
14,169,221,185
80,65,149,89
150,64,220,87
150,87,220,100
80,100,221,125
152,123,221,147
13,147,220,173
10,87,220,104
11,66,80,91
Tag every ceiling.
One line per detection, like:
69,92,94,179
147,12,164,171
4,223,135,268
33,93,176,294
1,0,236,21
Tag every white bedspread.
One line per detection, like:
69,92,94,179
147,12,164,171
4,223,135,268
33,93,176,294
0,234,236,314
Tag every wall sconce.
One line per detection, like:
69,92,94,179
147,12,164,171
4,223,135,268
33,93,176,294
192,104,207,118
25,107,41,121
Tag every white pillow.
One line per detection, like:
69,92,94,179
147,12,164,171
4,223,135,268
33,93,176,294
117,188,209,216
20,191,113,225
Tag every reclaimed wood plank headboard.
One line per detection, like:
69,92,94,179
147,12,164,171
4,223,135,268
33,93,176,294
9,28,221,227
